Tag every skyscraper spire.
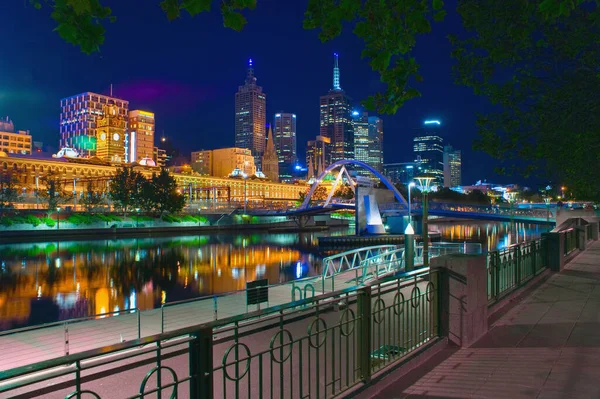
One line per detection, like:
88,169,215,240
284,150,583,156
333,53,341,90
246,58,256,85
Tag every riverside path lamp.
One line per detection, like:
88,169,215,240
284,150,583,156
544,197,551,230
408,181,416,225
56,207,61,230
415,175,435,267
135,208,140,228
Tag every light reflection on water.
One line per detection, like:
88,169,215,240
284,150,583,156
429,220,546,252
0,221,543,330
0,230,352,331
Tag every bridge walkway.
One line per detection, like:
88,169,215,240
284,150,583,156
361,240,600,399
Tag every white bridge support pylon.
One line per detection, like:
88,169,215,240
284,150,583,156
299,159,409,210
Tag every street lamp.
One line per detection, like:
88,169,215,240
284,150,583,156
415,176,435,267
544,197,551,230
135,208,140,228
408,181,416,225
56,207,61,230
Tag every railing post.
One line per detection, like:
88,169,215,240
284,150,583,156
137,309,141,339
514,245,521,286
189,326,213,399
357,286,372,384
64,322,69,356
532,241,537,276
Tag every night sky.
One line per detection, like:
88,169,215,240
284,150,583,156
0,0,509,185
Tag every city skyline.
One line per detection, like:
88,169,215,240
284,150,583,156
1,1,523,186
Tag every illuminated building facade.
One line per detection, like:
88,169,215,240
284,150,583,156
368,116,384,172
262,127,280,181
443,145,462,187
0,153,303,208
306,135,331,179
320,53,354,163
0,117,32,155
191,150,212,175
352,112,369,165
60,92,129,157
413,120,444,184
191,147,257,178
235,59,266,168
272,112,297,174
128,110,155,162
153,147,168,168
95,105,127,163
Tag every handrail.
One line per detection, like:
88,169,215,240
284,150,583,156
0,265,433,386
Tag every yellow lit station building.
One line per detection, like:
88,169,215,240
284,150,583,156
0,152,305,209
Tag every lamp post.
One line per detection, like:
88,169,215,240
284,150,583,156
56,207,61,230
73,178,78,212
135,208,140,228
415,176,435,267
408,181,416,225
544,197,551,230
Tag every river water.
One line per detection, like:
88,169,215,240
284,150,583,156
0,220,546,330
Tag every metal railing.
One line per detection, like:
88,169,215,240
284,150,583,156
321,245,397,278
0,267,440,399
564,228,578,255
487,238,547,305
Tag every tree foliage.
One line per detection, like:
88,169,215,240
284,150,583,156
109,167,146,215
80,180,105,212
451,0,600,200
149,168,186,215
0,175,21,215
334,184,355,199
37,172,71,214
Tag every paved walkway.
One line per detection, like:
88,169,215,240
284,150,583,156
369,240,600,399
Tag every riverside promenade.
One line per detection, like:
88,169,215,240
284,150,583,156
361,240,600,398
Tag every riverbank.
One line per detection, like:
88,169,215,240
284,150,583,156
0,219,349,243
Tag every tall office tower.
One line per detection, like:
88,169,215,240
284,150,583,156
319,53,354,163
306,135,331,179
273,112,297,172
352,112,369,164
368,116,384,172
413,120,444,184
235,59,267,169
60,92,129,157
383,162,419,185
262,126,280,181
96,105,127,162
128,110,155,163
443,145,462,187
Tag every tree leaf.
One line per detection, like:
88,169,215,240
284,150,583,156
222,8,247,31
160,0,181,21
181,0,211,16
433,0,444,11
66,0,92,15
433,10,447,22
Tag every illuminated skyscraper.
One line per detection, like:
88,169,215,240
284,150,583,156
128,110,155,162
368,116,384,172
235,59,266,168
60,92,129,157
413,120,444,184
443,145,462,187
320,53,354,163
352,112,369,165
273,112,297,172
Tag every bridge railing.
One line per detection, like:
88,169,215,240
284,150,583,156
0,267,440,399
